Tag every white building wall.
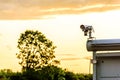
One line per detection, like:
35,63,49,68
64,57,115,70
97,57,120,80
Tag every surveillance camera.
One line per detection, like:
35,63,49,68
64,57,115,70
80,25,92,31
80,24,86,31
80,24,93,36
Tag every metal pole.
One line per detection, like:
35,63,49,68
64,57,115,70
93,51,96,80
89,30,92,39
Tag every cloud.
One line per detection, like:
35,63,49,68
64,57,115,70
61,58,82,61
56,53,76,56
83,56,92,60
0,0,120,19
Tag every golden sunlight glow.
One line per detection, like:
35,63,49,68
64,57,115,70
0,10,120,73
39,4,120,12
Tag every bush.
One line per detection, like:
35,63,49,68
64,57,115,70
0,68,92,80
38,65,66,80
10,72,27,80
76,73,92,80
64,71,79,80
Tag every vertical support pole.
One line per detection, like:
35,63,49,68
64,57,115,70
89,30,92,39
93,51,96,80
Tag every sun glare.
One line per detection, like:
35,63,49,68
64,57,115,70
0,10,120,73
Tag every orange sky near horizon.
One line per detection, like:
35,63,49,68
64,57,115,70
0,0,120,19
0,0,120,73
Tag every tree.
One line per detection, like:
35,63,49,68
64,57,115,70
16,30,57,71
38,65,66,80
64,71,78,80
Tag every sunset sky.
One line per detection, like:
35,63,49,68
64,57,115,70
0,0,120,73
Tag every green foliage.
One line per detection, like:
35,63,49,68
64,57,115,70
16,30,58,71
65,71,79,80
0,68,92,80
64,70,92,80
38,65,66,80
76,73,92,80
22,69,39,80
9,72,27,80
0,69,12,80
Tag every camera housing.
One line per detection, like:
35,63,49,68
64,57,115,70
80,24,93,38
